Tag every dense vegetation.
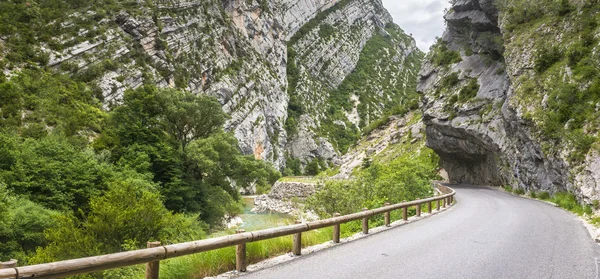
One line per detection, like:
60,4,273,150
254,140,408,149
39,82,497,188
498,0,600,162
0,69,279,270
307,144,439,217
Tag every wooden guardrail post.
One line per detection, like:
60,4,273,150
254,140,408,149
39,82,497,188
333,213,341,243
236,229,247,272
293,221,302,256
428,201,432,214
362,208,369,234
437,199,441,211
145,242,161,279
402,201,408,221
416,203,421,217
384,202,391,227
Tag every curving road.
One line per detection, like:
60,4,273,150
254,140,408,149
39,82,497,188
240,184,600,279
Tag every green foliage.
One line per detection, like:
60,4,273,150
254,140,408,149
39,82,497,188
0,70,281,265
304,158,327,176
550,192,591,216
503,185,513,193
534,46,563,73
306,149,439,217
0,69,104,136
537,191,551,200
288,0,352,45
513,188,525,195
185,132,280,223
285,46,302,136
97,86,279,223
430,39,462,66
0,185,59,263
31,180,205,265
318,25,422,153
441,72,460,89
458,78,480,102
0,134,114,212
318,24,336,39
497,0,574,30
283,155,302,176
158,227,334,278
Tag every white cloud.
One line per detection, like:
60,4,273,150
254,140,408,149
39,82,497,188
381,0,451,52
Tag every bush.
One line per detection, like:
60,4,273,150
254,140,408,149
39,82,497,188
534,46,563,73
306,149,439,217
441,72,460,89
430,39,462,66
318,24,335,39
458,78,480,102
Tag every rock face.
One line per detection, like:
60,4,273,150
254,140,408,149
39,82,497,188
334,112,426,179
34,0,421,170
253,180,319,221
419,0,600,200
268,181,317,200
286,0,422,166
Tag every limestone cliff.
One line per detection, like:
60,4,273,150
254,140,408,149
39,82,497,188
285,0,422,166
1,0,421,171
419,0,600,201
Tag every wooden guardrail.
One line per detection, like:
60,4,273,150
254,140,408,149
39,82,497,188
0,183,456,279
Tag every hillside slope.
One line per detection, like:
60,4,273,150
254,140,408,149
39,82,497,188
0,0,422,170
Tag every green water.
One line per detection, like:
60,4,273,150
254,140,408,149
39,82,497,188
238,196,292,231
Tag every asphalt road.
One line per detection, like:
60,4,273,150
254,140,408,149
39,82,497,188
239,184,600,279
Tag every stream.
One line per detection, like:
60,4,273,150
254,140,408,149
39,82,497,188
237,196,292,231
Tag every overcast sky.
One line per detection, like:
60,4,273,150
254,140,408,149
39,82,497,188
381,0,451,52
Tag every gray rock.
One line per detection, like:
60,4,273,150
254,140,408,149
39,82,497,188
268,181,317,200
419,0,572,194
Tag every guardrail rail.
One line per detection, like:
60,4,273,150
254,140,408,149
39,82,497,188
0,183,456,279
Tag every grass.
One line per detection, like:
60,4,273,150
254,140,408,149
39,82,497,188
508,187,595,219
140,200,441,278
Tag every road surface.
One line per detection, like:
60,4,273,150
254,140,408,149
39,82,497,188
240,184,600,279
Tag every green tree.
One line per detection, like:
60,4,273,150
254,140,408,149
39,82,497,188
0,134,113,212
0,184,59,263
160,88,227,152
31,177,205,264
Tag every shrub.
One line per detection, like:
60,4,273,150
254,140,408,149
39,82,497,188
430,40,462,66
534,46,563,74
458,78,480,102
318,24,335,39
440,72,460,89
